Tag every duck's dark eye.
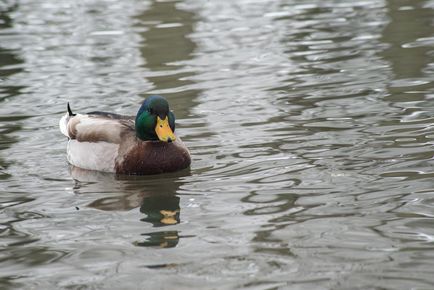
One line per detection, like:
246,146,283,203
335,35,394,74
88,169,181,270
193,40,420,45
149,108,154,114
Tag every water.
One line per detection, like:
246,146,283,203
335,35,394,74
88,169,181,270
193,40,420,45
1,0,434,289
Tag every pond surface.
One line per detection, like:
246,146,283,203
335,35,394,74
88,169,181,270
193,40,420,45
1,0,434,289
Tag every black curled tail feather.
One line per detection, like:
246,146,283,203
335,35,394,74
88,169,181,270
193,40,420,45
67,102,76,116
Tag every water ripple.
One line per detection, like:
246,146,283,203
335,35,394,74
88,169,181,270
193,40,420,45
1,0,434,289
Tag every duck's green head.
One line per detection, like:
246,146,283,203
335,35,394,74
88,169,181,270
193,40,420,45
135,95,176,142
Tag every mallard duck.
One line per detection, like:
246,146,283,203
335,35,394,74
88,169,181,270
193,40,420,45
59,95,191,175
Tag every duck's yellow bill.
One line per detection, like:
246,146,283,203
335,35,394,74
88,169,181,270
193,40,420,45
155,116,176,142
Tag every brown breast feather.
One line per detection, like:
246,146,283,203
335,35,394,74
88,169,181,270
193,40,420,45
115,136,191,175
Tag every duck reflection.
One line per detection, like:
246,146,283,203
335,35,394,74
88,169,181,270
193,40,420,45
134,231,180,248
70,166,187,248
71,166,184,212
140,194,180,226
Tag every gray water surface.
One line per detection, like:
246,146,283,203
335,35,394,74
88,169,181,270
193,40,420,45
1,0,434,289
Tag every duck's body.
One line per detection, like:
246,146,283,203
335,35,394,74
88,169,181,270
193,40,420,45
59,96,191,175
